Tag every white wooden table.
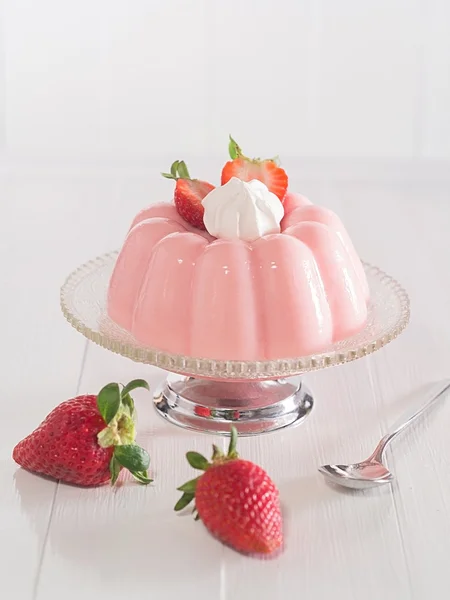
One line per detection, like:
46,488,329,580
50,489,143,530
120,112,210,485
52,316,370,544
2,158,450,600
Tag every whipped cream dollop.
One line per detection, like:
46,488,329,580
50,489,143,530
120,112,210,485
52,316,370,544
202,177,284,242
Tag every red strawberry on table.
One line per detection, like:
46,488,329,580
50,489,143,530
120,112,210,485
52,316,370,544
221,136,288,201
13,379,152,487
175,427,283,557
162,160,215,230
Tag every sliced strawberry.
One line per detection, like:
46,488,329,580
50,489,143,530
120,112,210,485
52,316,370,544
162,161,214,230
174,179,214,230
221,137,288,201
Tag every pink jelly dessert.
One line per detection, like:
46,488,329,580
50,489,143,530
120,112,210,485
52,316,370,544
107,147,369,361
108,204,369,361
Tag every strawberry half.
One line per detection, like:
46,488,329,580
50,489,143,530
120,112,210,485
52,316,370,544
162,160,214,230
221,137,288,201
13,379,152,487
175,427,283,557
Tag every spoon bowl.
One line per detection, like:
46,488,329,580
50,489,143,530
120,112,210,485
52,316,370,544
319,461,394,490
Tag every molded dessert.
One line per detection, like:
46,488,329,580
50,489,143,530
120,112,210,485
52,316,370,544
107,185,369,361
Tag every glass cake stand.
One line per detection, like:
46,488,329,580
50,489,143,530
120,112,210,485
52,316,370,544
60,252,410,436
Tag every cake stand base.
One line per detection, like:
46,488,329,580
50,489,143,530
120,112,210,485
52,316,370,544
153,374,314,436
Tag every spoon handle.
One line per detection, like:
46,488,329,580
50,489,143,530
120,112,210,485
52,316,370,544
369,379,450,463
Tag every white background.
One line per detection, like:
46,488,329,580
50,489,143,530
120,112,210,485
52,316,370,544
1,2,450,600
1,0,450,162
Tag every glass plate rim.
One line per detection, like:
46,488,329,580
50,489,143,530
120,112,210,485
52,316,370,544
60,251,411,380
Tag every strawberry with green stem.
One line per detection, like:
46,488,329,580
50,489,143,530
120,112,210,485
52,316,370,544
13,379,152,487
162,160,214,230
221,136,288,201
175,426,283,556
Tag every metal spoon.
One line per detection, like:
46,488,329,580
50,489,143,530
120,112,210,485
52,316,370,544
319,379,450,490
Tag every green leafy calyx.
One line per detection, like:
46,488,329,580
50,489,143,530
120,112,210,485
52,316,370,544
186,451,210,471
96,379,152,486
162,160,192,181
174,426,240,515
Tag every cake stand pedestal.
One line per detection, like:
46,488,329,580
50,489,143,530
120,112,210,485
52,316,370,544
153,375,313,435
60,252,410,436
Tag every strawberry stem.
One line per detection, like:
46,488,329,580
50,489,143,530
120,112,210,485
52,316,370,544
97,413,135,448
227,426,239,458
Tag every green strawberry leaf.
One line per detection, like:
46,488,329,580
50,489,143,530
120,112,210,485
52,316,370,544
186,451,210,471
177,160,190,180
121,379,150,398
162,172,176,179
176,476,200,493
121,379,149,415
109,455,122,485
131,470,153,485
114,444,150,472
97,382,121,424
228,135,240,159
120,394,135,418
170,160,180,177
174,492,195,512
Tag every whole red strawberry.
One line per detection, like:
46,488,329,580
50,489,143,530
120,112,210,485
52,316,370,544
175,427,283,557
221,136,288,201
13,379,152,487
162,160,214,230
